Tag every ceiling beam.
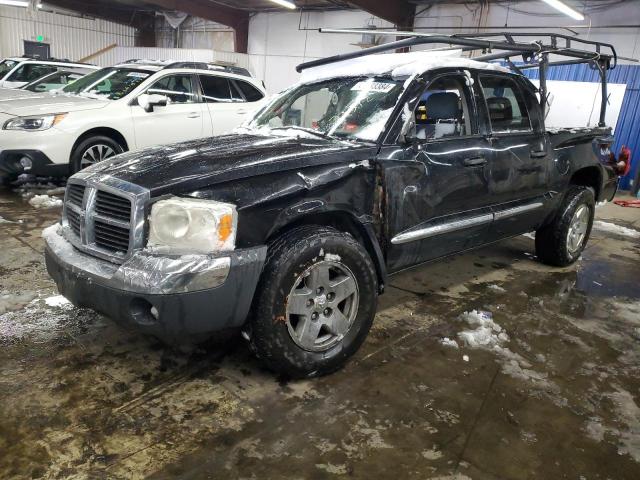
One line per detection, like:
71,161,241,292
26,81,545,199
346,0,415,29
43,0,153,30
141,0,249,52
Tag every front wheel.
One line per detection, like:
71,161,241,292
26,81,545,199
70,135,123,174
535,186,595,267
249,225,378,378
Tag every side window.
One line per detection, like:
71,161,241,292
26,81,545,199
147,74,198,104
234,80,264,102
480,76,531,133
412,74,474,141
199,75,232,103
8,64,56,82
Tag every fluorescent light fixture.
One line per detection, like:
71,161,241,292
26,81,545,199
0,0,30,6
540,0,585,21
268,0,296,9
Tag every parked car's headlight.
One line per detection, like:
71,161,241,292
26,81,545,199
3,113,67,131
147,197,237,254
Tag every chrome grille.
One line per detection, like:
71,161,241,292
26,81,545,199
62,175,149,264
95,190,132,221
67,183,85,207
94,220,130,253
66,208,82,237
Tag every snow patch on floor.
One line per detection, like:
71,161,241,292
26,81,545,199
0,215,15,224
457,310,509,348
44,295,70,307
593,221,640,239
29,194,63,209
487,284,506,293
0,291,38,315
522,232,536,239
440,337,459,349
0,295,76,342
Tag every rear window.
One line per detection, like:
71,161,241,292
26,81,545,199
199,75,233,103
7,64,57,82
234,80,264,102
480,76,531,133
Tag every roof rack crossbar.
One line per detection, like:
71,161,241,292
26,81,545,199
298,29,620,128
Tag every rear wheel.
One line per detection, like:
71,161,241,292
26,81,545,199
249,225,378,378
535,186,595,266
70,135,123,174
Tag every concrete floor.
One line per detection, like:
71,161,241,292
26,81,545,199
1,183,639,480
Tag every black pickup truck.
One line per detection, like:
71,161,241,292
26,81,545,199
43,34,619,377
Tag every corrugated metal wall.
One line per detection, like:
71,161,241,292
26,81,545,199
524,64,640,191
0,6,135,61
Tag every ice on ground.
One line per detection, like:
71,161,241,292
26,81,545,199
522,232,536,239
0,296,76,342
0,215,15,224
440,337,459,349
457,310,509,348
593,221,640,239
0,291,38,315
29,194,63,209
487,284,506,293
44,295,70,307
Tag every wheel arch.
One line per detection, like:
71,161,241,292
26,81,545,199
266,210,387,293
71,127,130,158
569,166,602,201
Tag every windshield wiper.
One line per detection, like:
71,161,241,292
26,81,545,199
269,125,338,141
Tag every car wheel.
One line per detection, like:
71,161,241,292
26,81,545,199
70,135,123,174
535,186,595,267
249,225,378,378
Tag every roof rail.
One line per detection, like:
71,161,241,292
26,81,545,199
299,29,620,127
162,61,252,77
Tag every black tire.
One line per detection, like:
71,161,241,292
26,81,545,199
535,186,595,267
249,225,378,378
70,135,124,174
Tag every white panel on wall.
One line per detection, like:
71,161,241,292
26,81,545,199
529,80,627,131
0,5,135,61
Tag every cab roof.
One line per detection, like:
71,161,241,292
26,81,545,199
299,50,510,85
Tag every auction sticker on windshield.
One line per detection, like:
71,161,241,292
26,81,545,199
351,81,396,93
127,72,150,78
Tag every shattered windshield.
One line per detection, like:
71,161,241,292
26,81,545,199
248,77,405,142
62,67,152,100
0,59,19,78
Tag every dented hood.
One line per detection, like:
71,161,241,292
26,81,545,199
84,133,376,195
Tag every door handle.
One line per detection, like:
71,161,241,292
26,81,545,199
463,156,487,167
187,112,200,119
530,150,547,158
237,109,248,115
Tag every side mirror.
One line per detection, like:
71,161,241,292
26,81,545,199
138,93,168,113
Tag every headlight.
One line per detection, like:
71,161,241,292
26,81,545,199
3,113,67,131
147,197,237,254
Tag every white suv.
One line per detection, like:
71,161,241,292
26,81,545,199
0,61,267,182
0,57,95,89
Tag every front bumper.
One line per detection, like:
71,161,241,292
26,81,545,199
0,149,69,179
43,224,267,342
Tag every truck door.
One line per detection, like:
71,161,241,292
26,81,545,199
478,74,551,239
378,71,494,272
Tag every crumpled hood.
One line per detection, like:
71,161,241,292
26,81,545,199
0,93,108,116
83,133,375,195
